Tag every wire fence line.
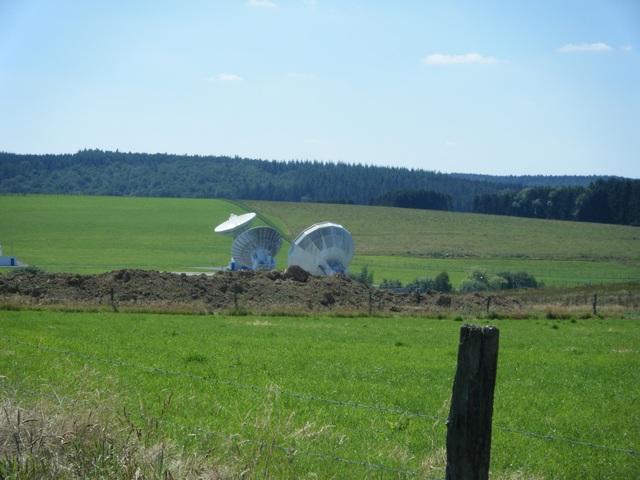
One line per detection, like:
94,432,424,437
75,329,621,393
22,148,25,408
2,336,639,458
3,386,435,479
0,336,445,422
494,426,640,456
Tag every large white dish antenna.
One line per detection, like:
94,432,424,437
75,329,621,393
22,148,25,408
231,226,282,270
214,212,257,238
287,222,354,276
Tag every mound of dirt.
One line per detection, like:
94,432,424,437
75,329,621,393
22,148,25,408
0,269,522,315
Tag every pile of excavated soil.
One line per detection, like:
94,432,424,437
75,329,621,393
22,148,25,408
0,267,522,315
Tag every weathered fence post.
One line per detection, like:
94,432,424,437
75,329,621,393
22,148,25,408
110,287,118,313
233,284,242,311
592,293,597,316
446,324,500,480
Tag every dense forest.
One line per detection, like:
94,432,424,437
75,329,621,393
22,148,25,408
473,178,640,225
1,150,636,225
370,188,453,211
1,149,527,211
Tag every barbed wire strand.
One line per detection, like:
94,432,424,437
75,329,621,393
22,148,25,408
2,336,639,456
5,385,438,479
494,426,640,456
0,337,446,421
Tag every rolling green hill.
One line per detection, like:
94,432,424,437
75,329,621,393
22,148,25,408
244,200,639,262
1,195,638,286
244,200,640,286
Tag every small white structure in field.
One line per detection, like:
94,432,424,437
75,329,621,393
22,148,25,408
0,245,18,267
287,222,354,276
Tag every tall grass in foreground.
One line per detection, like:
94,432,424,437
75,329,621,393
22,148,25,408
1,311,638,478
0,394,230,479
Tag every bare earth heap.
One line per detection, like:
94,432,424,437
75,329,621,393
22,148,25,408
0,267,521,315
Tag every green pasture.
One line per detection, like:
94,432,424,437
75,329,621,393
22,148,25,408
1,311,638,478
350,256,640,287
2,195,639,287
0,195,290,274
245,200,640,265
243,200,640,286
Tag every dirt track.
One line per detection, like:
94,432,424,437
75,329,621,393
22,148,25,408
0,267,523,315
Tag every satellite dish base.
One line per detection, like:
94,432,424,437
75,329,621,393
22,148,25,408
251,248,276,270
322,259,349,276
228,260,250,271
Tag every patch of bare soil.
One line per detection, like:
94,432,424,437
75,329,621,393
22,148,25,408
0,267,522,315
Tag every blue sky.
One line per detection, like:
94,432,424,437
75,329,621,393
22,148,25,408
1,1,638,177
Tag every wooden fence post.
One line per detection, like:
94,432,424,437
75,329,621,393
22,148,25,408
110,287,118,313
446,324,500,480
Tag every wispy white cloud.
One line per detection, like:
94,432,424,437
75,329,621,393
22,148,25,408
558,42,612,53
247,0,277,7
621,45,633,52
422,53,506,65
218,73,243,82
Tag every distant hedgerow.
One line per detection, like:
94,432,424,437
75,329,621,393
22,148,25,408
459,267,542,292
9,265,46,276
351,265,374,286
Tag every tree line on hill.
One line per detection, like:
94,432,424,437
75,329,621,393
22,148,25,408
1,149,516,211
370,188,453,211
472,178,640,225
1,149,636,225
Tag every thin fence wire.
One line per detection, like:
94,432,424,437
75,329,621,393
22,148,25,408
1,336,639,458
494,426,640,456
0,337,446,421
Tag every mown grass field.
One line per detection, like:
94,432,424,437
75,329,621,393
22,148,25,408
244,200,639,264
0,195,289,273
2,195,639,288
245,200,640,287
1,311,638,478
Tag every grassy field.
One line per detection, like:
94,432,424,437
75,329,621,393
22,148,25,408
2,195,639,288
1,311,638,478
0,195,290,273
1,195,639,477
244,200,640,265
350,256,640,287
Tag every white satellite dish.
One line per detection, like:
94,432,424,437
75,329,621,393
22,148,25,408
214,212,257,238
231,226,282,270
287,222,354,276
